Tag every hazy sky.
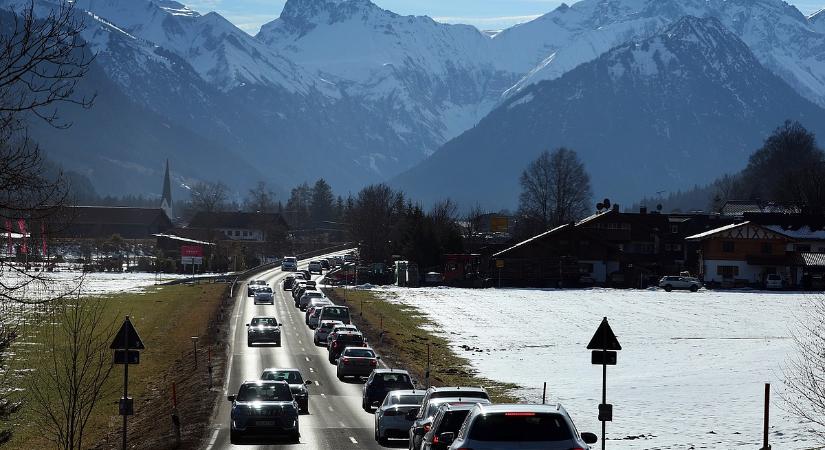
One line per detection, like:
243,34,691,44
184,0,825,34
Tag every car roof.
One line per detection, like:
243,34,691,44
240,379,289,386
471,403,564,414
439,403,478,412
251,316,278,320
320,320,343,325
343,346,374,353
428,397,491,408
262,367,301,373
373,368,410,374
427,386,487,394
335,330,362,336
386,389,422,397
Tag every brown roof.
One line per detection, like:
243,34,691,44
188,211,287,230
68,206,171,226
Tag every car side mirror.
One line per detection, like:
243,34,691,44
439,432,455,445
305,380,313,385
375,356,381,360
371,401,380,409
227,395,235,402
245,324,249,327
582,432,598,444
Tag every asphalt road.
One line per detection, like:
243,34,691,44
204,258,403,450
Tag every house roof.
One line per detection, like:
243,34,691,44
721,200,801,217
685,222,750,240
67,206,171,226
152,234,215,246
492,223,572,258
188,211,286,229
764,225,825,241
796,252,825,267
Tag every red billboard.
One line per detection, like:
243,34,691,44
180,245,203,257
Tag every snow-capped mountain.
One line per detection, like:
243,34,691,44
257,0,519,152
394,16,825,210
494,0,825,108
810,8,825,33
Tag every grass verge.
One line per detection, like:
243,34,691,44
7,283,227,449
323,287,518,402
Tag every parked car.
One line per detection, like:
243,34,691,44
411,397,491,450
299,291,326,311
420,403,476,450
308,260,323,274
658,275,702,292
247,280,268,297
260,368,312,414
765,273,783,290
227,380,300,443
336,347,380,380
374,389,425,445
328,330,365,363
443,403,597,450
362,369,415,411
254,290,274,305
314,320,343,345
319,305,351,325
281,256,298,271
246,316,281,346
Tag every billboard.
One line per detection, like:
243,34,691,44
180,245,203,257
490,216,509,233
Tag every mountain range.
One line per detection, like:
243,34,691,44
4,0,825,209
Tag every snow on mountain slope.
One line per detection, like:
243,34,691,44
810,8,825,33
257,0,519,151
495,0,825,108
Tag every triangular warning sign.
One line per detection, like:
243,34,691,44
110,317,145,350
587,317,621,350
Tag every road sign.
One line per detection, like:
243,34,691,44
587,317,622,350
591,350,617,365
598,403,613,422
114,350,140,365
110,317,145,350
181,256,203,265
180,245,203,257
119,397,134,416
496,259,504,268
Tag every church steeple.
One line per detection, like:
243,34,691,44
161,159,173,220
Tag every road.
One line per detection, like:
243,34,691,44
204,258,401,450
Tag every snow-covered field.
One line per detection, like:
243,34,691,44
372,286,820,449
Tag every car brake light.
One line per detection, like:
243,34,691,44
342,357,350,365
433,436,439,444
370,359,377,367
423,424,431,432
505,412,535,416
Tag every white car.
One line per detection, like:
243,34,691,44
658,276,702,292
313,320,343,345
765,274,783,290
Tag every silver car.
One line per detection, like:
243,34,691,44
254,290,274,305
444,404,597,450
305,298,334,325
374,390,424,445
658,275,702,292
299,291,325,311
228,380,300,444
336,347,379,380
313,320,343,345
260,368,312,414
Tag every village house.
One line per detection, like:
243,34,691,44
57,206,173,240
187,211,287,243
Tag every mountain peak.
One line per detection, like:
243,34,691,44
280,0,387,23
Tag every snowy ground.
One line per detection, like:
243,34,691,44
370,286,821,450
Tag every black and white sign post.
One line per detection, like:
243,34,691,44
110,316,145,450
587,317,622,450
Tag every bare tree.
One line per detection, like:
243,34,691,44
26,297,116,450
0,303,22,445
243,181,277,213
782,297,825,440
465,202,487,235
518,148,592,232
349,184,404,263
189,181,229,214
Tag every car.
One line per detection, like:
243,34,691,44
308,260,323,274
282,275,297,291
260,368,312,414
319,305,351,325
247,279,268,297
416,386,490,422
246,316,281,346
328,330,366,363
327,324,359,344
411,397,491,450
299,290,326,311
307,307,329,329
362,369,415,411
313,320,343,345
300,269,312,281
374,390,425,445
253,290,274,305
320,259,330,270
420,403,477,450
444,403,597,450
305,298,334,325
281,256,298,271
765,273,783,290
658,275,702,292
227,380,300,444
336,347,380,380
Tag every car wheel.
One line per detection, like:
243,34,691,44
276,339,281,347
246,339,252,347
664,285,673,292
230,430,240,444
690,285,698,292
290,431,300,443
378,436,388,446
362,398,369,412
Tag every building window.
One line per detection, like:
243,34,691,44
579,263,594,274
722,241,735,252
716,265,739,278
671,224,679,234
761,243,772,254
234,230,240,237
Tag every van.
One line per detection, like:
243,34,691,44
319,305,351,325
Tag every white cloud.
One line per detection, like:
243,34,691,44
433,14,542,30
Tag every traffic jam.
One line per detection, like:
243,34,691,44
229,254,601,449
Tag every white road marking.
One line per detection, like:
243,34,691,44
320,393,326,398
349,436,358,444
309,367,315,372
302,347,306,352
305,357,310,362
204,428,219,450
339,421,346,427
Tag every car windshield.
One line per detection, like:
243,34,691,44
344,348,375,358
251,318,277,326
311,309,323,317
332,326,357,334
376,373,411,385
438,410,471,433
323,308,349,319
432,390,488,400
307,292,323,298
468,413,572,442
236,383,293,402
262,370,304,384
390,394,424,405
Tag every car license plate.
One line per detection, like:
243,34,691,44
256,420,276,426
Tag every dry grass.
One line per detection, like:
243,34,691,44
7,283,226,449
323,288,518,402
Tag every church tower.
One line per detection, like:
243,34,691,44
160,159,173,220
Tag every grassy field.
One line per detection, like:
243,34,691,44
323,288,518,402
6,283,226,449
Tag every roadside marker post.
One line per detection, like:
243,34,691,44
110,316,145,450
761,383,771,450
587,317,622,450
191,336,199,370
171,381,181,447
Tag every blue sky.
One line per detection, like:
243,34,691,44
184,0,825,34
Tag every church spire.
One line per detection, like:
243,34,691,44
161,159,173,220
